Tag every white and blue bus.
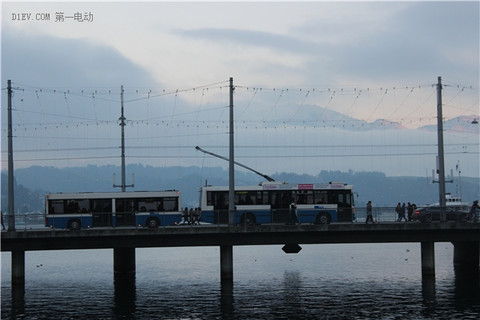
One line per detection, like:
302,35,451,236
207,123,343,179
45,191,182,230
199,182,355,225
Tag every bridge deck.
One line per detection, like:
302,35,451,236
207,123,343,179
2,222,479,251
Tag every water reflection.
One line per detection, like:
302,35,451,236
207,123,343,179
2,244,480,319
220,279,234,319
11,283,25,319
422,275,436,304
453,266,480,310
283,271,302,316
113,273,136,318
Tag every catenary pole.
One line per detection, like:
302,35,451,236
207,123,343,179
436,76,446,221
120,85,126,192
228,77,235,225
7,80,16,231
113,85,133,192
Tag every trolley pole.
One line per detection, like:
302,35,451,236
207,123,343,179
7,79,16,231
228,77,235,225
436,76,447,221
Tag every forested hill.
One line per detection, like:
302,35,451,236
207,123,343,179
2,165,479,213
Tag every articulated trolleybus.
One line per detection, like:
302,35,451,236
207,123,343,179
45,191,183,230
199,182,355,225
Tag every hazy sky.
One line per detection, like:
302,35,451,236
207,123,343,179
1,1,479,179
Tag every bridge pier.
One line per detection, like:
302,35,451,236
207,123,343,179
11,250,25,284
220,245,233,281
113,248,136,274
453,241,480,268
421,241,435,276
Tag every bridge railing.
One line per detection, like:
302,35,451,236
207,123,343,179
355,207,401,223
1,213,46,231
0,207,424,231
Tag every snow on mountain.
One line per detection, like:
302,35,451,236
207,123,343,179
419,115,479,133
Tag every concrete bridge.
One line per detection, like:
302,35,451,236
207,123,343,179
2,222,480,284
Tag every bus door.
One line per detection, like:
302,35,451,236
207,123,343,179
92,199,113,227
210,191,229,224
115,198,136,227
270,191,291,223
331,191,353,222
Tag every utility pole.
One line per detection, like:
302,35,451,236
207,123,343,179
113,85,134,192
228,77,235,225
436,76,447,221
7,80,15,231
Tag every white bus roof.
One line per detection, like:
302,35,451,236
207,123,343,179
46,190,180,200
202,182,352,191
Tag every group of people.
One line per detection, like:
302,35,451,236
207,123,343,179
365,200,480,223
182,207,201,225
365,201,418,223
395,202,417,222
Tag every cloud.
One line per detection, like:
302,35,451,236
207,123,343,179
173,28,319,56
1,27,158,88
1,2,478,178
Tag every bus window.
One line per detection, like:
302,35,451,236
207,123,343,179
269,191,279,208
92,199,112,227
162,197,178,211
257,191,268,205
294,190,313,204
93,199,111,213
49,200,64,214
209,191,227,209
344,193,352,206
314,191,328,204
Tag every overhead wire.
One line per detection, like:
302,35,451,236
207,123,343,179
4,80,478,168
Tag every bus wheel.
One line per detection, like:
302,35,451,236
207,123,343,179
240,213,256,226
68,219,81,230
146,218,159,228
316,212,331,224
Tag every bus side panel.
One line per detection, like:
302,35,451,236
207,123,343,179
135,212,183,227
271,209,289,223
296,209,317,224
327,209,339,223
163,212,183,226
338,208,353,222
251,210,271,224
200,210,228,224
115,212,136,227
46,216,92,229
46,216,69,229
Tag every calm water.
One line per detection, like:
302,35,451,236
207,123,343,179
2,243,479,319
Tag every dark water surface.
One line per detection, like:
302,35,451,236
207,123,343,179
2,243,479,319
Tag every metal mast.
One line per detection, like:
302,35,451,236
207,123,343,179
7,80,15,231
436,76,446,221
114,85,133,192
228,77,235,225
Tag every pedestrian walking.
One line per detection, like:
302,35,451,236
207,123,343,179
399,203,407,222
182,207,189,225
395,203,402,222
365,201,374,223
289,201,298,225
407,202,413,221
189,208,194,225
